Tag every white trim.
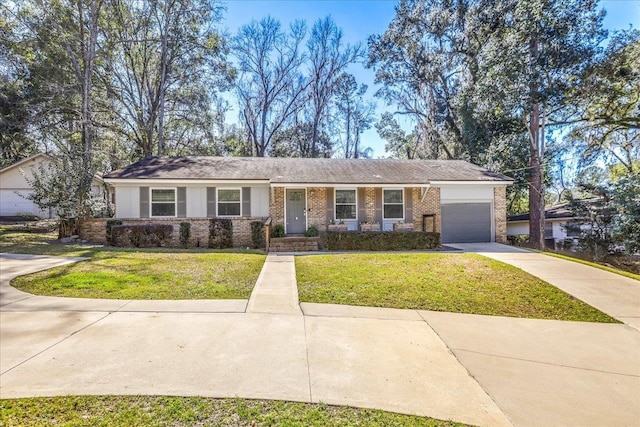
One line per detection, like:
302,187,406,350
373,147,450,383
216,187,242,217
271,182,431,188
284,188,307,235
334,188,357,221
0,153,51,175
382,188,404,220
150,187,177,218
430,181,512,185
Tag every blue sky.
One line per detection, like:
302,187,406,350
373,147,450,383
222,0,639,158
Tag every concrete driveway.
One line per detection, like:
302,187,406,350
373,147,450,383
2,249,639,427
0,254,510,427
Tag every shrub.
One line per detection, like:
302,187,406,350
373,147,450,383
271,224,285,238
110,224,173,247
305,225,319,237
321,231,440,251
179,222,191,247
251,221,266,248
106,219,123,245
209,218,233,249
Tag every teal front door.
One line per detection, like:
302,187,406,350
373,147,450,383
286,189,306,234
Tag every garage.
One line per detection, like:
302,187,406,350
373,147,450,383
0,190,43,216
441,203,492,243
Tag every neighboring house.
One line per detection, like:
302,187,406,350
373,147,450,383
507,202,584,247
103,156,512,245
0,153,106,219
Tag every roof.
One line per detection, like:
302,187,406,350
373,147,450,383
103,156,513,184
0,153,51,175
508,200,596,222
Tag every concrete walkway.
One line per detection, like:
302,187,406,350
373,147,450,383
2,249,640,426
246,254,301,315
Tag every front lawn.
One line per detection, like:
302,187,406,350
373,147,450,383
0,396,466,427
11,250,265,299
296,253,617,322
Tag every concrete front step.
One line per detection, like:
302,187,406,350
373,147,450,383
269,237,319,252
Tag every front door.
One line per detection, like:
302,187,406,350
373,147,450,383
286,189,306,234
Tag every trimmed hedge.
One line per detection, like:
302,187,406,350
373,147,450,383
106,219,123,245
209,218,233,249
179,222,191,247
321,231,440,251
250,221,265,249
111,224,173,247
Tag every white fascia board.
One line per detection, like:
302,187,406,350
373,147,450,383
430,181,512,185
270,183,431,188
104,179,270,186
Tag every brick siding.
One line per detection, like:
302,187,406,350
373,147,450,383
306,187,327,231
412,187,441,233
269,187,285,227
365,187,376,222
79,217,267,248
494,186,507,243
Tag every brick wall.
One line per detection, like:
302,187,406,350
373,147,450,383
365,187,376,222
306,187,327,230
79,217,267,248
412,187,441,233
494,186,507,243
269,187,285,227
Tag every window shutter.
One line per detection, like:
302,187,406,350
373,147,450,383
140,187,149,218
207,187,216,217
177,187,187,218
374,188,382,224
404,187,413,223
242,187,251,217
357,188,366,223
326,187,334,222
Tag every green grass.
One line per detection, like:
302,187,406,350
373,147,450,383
296,253,617,322
0,396,467,427
11,250,265,299
0,229,100,257
2,228,266,299
543,251,640,281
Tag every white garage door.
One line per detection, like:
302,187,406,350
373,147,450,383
0,190,42,216
441,203,492,243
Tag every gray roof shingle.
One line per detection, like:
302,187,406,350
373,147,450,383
104,156,513,184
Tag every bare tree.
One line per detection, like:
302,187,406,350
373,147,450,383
102,0,228,157
232,17,308,156
333,73,374,158
306,17,362,157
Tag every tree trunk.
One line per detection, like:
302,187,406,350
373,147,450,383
157,7,170,156
528,32,545,251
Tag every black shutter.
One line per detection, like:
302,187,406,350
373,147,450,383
404,188,413,223
326,187,334,222
207,187,216,217
357,188,366,223
140,187,149,218
242,187,251,217
177,187,187,218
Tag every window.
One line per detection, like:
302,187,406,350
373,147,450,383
383,189,404,219
151,189,176,217
544,222,553,239
217,188,241,216
335,189,357,220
